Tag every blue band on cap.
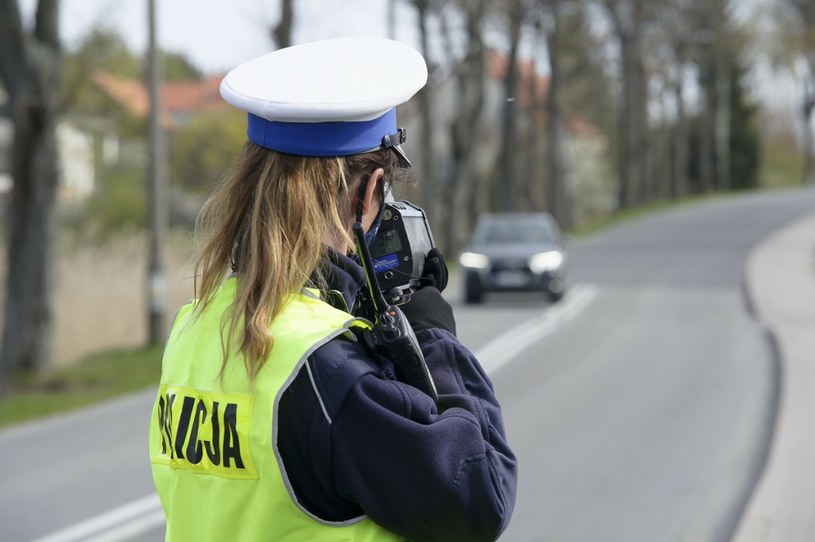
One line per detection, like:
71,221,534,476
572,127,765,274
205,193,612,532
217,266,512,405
247,109,397,157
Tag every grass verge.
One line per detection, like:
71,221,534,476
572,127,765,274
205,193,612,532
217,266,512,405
0,345,162,429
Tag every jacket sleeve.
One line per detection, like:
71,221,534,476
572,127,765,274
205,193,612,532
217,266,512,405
331,329,517,542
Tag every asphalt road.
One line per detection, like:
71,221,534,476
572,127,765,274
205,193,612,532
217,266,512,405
1,188,813,542
482,188,815,541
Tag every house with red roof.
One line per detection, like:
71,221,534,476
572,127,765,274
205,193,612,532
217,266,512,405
37,72,231,203
92,71,228,129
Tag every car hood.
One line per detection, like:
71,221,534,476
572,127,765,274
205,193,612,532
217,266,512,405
464,242,563,259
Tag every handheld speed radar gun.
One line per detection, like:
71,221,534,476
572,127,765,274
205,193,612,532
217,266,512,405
353,202,438,402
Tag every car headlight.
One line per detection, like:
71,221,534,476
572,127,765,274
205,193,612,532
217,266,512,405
529,251,563,273
459,251,490,269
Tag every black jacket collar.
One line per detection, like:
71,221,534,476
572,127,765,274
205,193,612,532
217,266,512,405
317,249,367,314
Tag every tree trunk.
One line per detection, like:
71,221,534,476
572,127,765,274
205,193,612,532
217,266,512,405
715,53,731,190
2,103,60,378
523,58,542,214
617,28,633,208
0,0,62,386
413,1,439,224
629,3,649,205
698,58,715,193
604,0,648,209
802,78,815,185
272,0,294,49
544,6,564,224
441,0,487,254
498,0,524,212
671,46,688,200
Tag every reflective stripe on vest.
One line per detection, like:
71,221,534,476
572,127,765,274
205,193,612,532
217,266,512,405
149,278,405,541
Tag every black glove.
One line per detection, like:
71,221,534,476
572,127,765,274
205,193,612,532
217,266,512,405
400,286,457,336
420,247,449,292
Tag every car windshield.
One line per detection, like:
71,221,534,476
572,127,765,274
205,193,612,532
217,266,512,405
474,217,555,245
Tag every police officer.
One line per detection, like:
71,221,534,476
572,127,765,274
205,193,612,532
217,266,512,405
149,37,517,542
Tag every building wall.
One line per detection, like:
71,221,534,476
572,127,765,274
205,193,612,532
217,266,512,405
57,122,96,202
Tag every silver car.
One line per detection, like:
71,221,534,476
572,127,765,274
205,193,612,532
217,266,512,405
459,213,567,304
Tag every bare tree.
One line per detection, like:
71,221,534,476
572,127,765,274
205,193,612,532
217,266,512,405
535,0,573,227
436,0,490,252
408,0,442,224
691,0,742,193
0,0,62,385
691,0,727,193
650,0,693,200
600,0,651,208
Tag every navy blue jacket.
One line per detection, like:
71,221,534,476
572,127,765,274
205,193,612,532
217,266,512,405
277,252,517,541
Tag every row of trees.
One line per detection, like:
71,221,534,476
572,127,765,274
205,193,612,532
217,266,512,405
0,0,812,382
384,0,767,252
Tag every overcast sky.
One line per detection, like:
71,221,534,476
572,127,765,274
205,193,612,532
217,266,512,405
20,0,419,74
16,0,801,126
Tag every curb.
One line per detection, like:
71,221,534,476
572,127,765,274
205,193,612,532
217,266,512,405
733,212,815,541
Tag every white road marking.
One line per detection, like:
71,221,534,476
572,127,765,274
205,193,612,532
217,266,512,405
83,509,166,542
29,494,162,542
476,283,598,375
32,284,597,542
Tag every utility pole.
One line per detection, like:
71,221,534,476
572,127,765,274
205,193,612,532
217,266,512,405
146,0,168,344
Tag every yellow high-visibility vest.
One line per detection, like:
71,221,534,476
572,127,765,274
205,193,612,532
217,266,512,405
149,278,405,541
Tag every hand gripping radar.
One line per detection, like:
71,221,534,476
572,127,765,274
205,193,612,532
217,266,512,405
368,201,436,305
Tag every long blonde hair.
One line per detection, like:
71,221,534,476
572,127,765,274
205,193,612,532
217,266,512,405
193,142,396,382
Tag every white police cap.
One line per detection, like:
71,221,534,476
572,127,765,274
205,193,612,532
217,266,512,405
219,37,427,168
